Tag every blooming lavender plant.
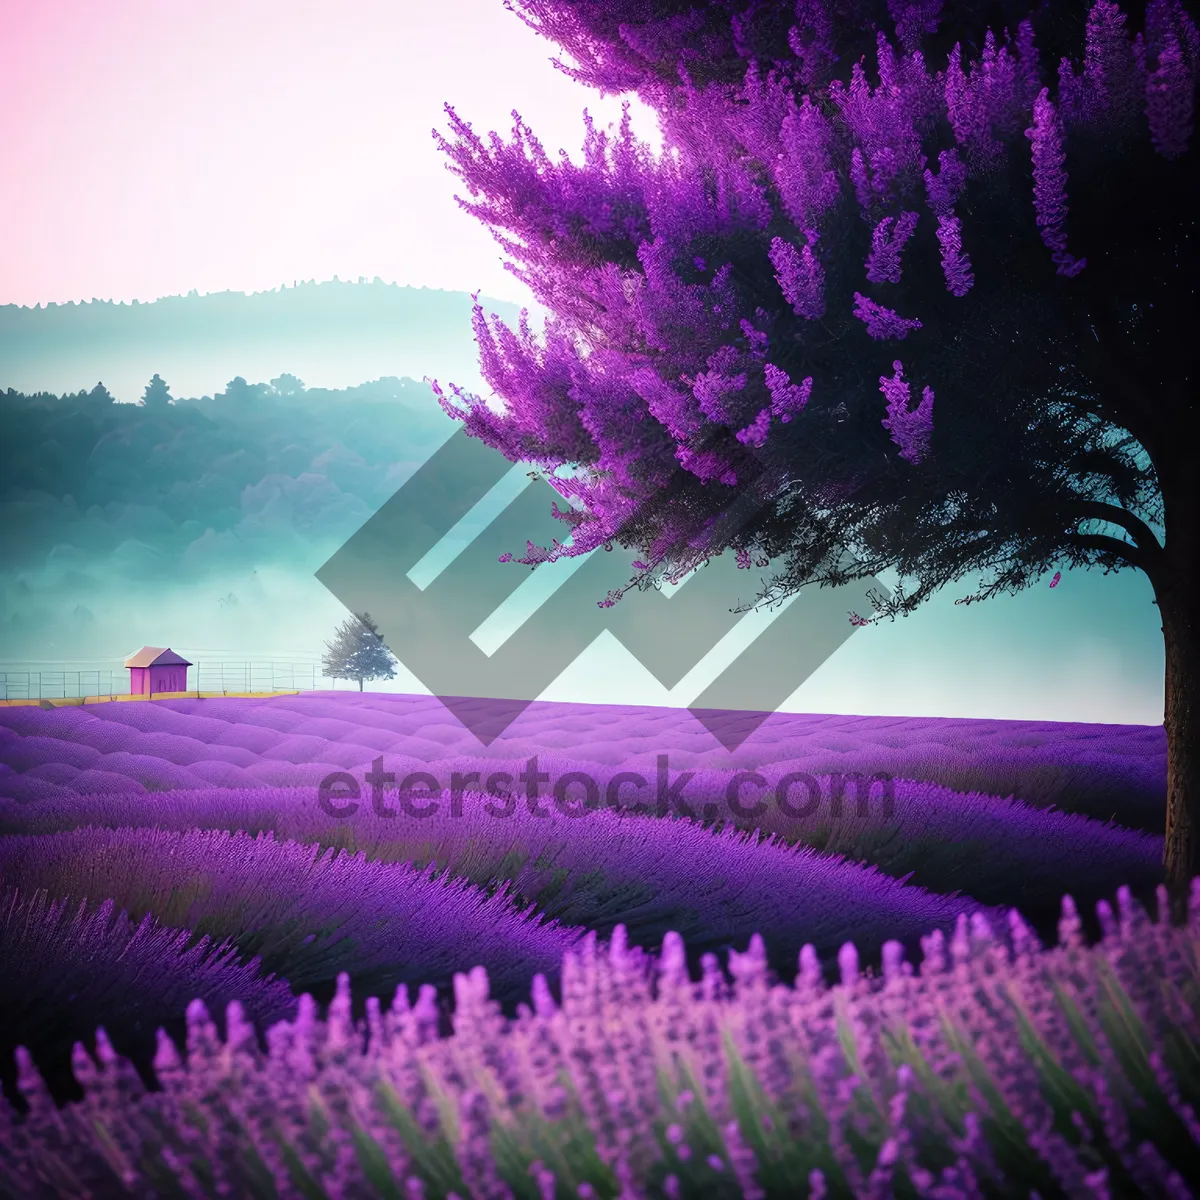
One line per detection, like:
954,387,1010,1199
0,885,295,1105
3,883,1199,1198
0,827,584,1004
0,775,1163,918
0,805,982,980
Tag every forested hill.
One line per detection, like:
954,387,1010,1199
0,278,541,585
0,374,471,582
0,278,522,342
0,279,529,404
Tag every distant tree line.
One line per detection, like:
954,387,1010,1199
0,279,525,341
136,372,308,408
0,374,458,573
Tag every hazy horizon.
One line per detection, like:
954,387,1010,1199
0,0,1169,732
1,0,667,311
0,278,532,403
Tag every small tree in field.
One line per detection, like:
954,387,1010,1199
322,612,398,692
427,0,1200,912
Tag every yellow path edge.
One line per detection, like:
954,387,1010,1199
0,691,308,708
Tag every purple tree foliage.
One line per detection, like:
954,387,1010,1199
426,0,1200,911
1025,86,1088,275
879,360,936,464
864,210,920,284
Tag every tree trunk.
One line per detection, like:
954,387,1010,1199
1160,493,1200,923
358,678,364,692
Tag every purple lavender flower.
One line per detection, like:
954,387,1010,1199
1146,30,1196,159
880,360,935,463
1024,88,1088,276
769,232,825,320
935,213,975,296
853,293,924,340
865,211,920,284
4,885,1200,1196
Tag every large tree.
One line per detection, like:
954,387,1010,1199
140,373,173,408
322,611,398,691
428,0,1199,912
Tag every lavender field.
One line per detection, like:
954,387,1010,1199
9,0,1200,1183
1,691,1192,1197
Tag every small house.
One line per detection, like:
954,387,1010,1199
124,646,192,696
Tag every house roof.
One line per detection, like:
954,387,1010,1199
123,646,193,668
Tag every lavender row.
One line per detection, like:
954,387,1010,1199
4,884,1199,1199
0,694,1166,828
0,827,583,1006
0,885,296,1105
0,776,1163,912
0,796,986,972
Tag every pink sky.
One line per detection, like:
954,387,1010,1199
0,0,664,309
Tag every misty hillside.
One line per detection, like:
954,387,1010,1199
0,375,473,581
0,279,542,581
0,282,543,664
1,373,486,664
0,279,532,403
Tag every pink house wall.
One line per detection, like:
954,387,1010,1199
129,665,189,695
148,665,188,694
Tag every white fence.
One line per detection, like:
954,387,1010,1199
0,661,346,700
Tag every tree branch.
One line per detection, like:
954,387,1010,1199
1073,500,1164,557
1065,532,1155,577
1072,303,1171,460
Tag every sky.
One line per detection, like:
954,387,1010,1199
0,0,664,311
0,0,1168,729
